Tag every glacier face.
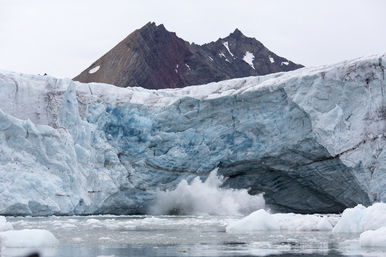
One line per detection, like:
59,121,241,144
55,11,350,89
0,54,385,215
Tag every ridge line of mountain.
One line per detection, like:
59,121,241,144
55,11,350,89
74,22,303,89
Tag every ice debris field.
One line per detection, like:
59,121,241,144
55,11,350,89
226,203,386,248
1,203,386,255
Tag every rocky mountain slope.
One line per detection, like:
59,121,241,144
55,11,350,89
74,22,303,89
0,54,384,215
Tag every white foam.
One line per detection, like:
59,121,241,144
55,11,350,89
149,169,265,215
85,218,104,227
0,229,58,248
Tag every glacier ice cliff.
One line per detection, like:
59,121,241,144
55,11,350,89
0,54,385,215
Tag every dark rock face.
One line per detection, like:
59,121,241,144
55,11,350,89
74,22,303,89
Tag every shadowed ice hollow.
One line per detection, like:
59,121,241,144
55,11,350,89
149,169,265,215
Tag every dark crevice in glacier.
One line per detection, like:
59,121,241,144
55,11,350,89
303,134,386,167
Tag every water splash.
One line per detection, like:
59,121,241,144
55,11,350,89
149,169,265,216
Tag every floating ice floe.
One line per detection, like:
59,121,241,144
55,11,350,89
332,203,386,233
85,218,105,228
0,216,13,231
0,229,58,248
359,226,386,248
226,209,333,233
227,202,386,236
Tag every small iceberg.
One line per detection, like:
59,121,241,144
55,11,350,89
0,229,59,248
332,202,386,233
360,226,386,248
226,209,333,233
0,216,13,232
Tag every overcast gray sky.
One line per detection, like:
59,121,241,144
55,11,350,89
1,0,385,78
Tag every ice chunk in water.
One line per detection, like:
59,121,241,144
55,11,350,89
333,203,386,233
0,229,58,248
226,209,333,233
0,216,13,231
360,226,386,248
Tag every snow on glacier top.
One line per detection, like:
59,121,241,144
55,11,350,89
0,53,384,114
91,53,384,106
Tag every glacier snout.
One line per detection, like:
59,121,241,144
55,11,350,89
0,54,384,215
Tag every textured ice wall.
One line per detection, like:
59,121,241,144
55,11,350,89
0,54,384,215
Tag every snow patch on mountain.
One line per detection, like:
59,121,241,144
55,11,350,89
243,51,255,69
88,66,100,74
223,41,234,57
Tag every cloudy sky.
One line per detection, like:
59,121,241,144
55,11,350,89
1,0,385,78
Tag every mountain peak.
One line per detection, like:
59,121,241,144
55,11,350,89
139,22,167,33
74,23,303,89
230,28,245,38
143,21,157,28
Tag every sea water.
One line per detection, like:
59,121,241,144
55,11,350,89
2,215,385,257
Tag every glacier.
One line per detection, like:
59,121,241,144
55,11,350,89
0,54,385,215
